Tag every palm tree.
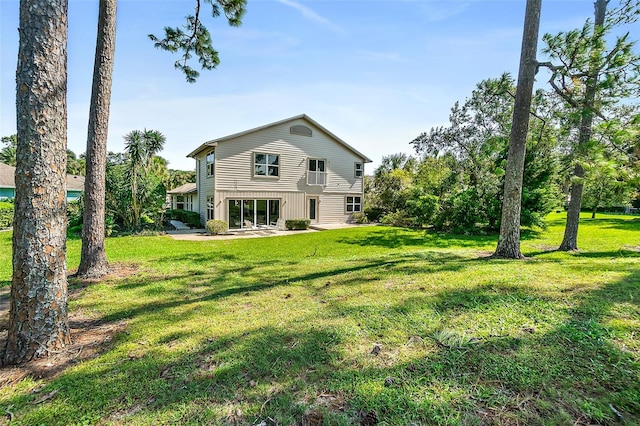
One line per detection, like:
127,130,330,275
123,129,166,229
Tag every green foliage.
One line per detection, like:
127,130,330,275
166,209,201,228
166,169,196,190
106,139,169,234
0,134,17,166
206,219,228,235
366,77,561,234
285,219,311,230
0,201,14,228
350,212,369,224
380,210,413,227
148,0,246,82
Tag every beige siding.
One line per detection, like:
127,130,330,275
214,118,364,195
196,156,215,225
193,118,366,224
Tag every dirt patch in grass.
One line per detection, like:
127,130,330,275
0,263,137,385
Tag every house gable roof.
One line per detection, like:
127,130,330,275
187,114,372,163
0,162,85,191
0,162,14,188
167,182,197,194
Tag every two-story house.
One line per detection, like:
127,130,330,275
182,114,371,229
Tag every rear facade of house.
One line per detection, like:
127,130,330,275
187,115,371,229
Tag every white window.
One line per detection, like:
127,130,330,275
346,196,362,213
254,153,279,177
206,195,214,220
308,159,326,185
206,150,215,177
354,162,364,178
176,195,185,210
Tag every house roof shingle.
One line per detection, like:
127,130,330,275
0,162,85,191
167,182,197,194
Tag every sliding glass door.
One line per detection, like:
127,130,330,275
228,199,280,229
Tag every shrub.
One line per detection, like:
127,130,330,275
285,219,311,230
380,210,413,227
363,206,384,222
351,212,369,224
0,201,14,228
166,209,201,228
206,219,228,235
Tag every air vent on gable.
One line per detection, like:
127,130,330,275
290,125,312,137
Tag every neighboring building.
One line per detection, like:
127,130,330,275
166,182,198,211
0,162,85,201
184,114,371,229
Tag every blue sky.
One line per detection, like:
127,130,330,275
0,0,621,172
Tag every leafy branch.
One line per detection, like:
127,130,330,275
148,0,246,83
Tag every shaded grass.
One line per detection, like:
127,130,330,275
0,212,639,424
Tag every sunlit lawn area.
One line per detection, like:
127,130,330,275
0,212,639,424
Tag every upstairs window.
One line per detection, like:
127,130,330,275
206,150,215,177
254,152,279,177
346,196,362,213
308,159,326,185
354,162,364,178
290,125,312,137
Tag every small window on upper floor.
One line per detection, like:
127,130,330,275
354,162,364,178
290,125,312,137
206,150,215,177
308,158,326,186
254,152,279,177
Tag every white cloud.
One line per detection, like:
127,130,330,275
420,2,471,22
275,0,345,34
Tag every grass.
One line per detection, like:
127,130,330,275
0,212,639,425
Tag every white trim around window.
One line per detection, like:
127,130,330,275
345,195,362,213
206,195,214,221
254,152,279,177
354,162,364,178
308,158,327,186
206,150,215,177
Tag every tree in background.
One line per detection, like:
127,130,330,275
582,150,637,217
166,169,196,190
77,0,117,279
123,129,166,230
541,0,640,250
0,135,17,166
493,0,542,259
411,76,515,232
4,0,70,365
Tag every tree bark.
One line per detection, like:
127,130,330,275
492,0,542,259
558,0,608,251
77,0,117,278
3,0,71,365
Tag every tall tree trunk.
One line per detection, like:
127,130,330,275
3,0,70,365
77,0,117,278
559,0,607,251
492,0,542,259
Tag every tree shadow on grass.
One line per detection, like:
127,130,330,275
337,227,497,249
2,260,638,424
83,251,470,325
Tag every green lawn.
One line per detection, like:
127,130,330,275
0,212,639,425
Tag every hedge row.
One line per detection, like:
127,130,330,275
165,209,201,228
